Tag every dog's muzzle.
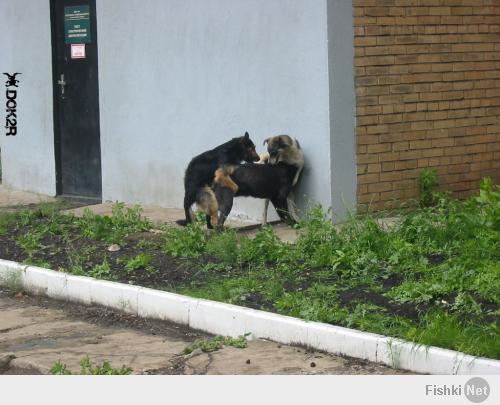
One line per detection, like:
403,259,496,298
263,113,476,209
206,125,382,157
248,149,260,162
268,151,279,164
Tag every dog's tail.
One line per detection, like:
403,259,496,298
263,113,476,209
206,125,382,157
181,193,196,226
292,166,303,188
286,190,300,223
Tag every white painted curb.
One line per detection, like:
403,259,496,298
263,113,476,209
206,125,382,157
1,258,499,375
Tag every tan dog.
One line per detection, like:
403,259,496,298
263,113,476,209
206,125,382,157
261,135,304,224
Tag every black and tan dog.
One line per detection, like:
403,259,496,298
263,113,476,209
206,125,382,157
179,132,259,226
210,162,300,228
196,135,304,229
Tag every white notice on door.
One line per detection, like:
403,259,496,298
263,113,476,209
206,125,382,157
70,44,86,59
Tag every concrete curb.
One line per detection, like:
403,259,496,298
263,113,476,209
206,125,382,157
1,258,499,375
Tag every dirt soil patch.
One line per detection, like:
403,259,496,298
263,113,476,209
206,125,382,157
1,199,499,361
0,217,496,322
0,218,415,316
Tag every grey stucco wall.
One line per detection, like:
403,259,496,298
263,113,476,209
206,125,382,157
327,0,357,220
0,0,356,222
0,0,56,196
97,0,333,221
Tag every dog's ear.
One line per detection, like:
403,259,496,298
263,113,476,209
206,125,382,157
263,137,270,146
240,131,250,144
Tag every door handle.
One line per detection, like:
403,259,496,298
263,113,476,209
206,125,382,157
57,74,66,96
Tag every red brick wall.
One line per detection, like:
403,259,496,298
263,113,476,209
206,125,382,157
354,0,500,210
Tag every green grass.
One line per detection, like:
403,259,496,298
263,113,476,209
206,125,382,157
171,177,500,359
121,253,155,274
7,201,153,273
163,213,207,258
89,258,112,278
16,232,43,261
77,202,152,245
2,179,499,360
0,211,16,236
182,334,250,355
50,356,132,375
419,168,440,207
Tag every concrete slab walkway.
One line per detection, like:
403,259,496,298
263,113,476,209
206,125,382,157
0,184,272,232
0,185,400,243
63,202,262,231
63,202,301,242
0,290,406,375
0,185,54,209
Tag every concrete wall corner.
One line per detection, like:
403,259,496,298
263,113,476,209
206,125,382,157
326,0,357,221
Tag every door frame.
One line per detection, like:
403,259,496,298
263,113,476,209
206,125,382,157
49,0,62,196
49,0,102,200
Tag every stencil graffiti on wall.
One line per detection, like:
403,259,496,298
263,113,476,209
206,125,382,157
4,72,20,136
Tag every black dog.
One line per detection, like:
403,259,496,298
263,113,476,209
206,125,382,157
180,132,260,226
211,162,299,228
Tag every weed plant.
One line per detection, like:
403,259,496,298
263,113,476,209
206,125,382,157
172,178,500,359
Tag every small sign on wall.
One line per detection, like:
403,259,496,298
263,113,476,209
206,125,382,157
64,5,91,44
71,44,86,59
